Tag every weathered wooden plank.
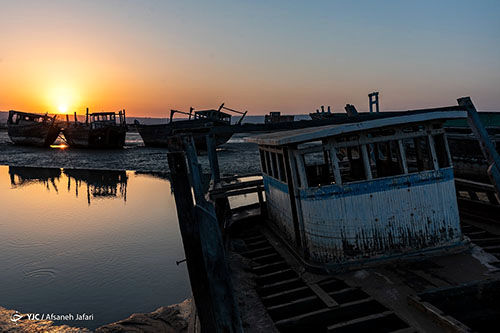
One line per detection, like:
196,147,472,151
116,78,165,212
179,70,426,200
308,283,339,308
168,137,243,333
326,311,394,331
211,185,263,199
209,179,263,194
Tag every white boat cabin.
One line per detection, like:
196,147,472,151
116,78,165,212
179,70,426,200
247,111,467,268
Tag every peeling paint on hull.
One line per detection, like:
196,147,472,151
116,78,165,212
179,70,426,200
264,168,462,265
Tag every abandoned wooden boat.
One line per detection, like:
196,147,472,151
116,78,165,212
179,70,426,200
248,110,467,267
62,109,127,148
165,97,500,332
309,105,333,120
135,103,247,149
7,110,60,147
265,111,295,124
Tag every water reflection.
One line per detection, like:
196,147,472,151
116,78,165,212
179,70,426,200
9,166,128,204
0,165,190,329
64,169,128,204
9,166,62,192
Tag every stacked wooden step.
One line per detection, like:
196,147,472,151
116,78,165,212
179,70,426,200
239,229,414,333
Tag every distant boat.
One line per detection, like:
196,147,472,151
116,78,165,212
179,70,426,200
309,105,333,120
62,109,127,148
135,103,247,149
7,110,61,147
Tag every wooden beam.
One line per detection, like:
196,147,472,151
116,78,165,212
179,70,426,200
167,149,217,332
168,136,243,332
206,134,221,186
458,97,500,196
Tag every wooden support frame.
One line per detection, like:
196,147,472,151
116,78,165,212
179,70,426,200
168,136,243,333
427,134,440,171
397,139,409,174
360,144,373,180
458,97,500,196
293,150,309,189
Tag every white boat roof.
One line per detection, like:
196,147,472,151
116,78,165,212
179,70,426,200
246,110,467,146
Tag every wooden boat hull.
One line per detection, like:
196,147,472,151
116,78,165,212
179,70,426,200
8,122,60,147
136,123,233,149
63,125,127,148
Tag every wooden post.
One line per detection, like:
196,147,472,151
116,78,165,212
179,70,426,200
257,185,264,214
74,112,77,123
294,151,308,187
206,133,221,186
86,108,89,125
398,139,409,174
167,147,218,333
428,134,440,170
206,133,231,230
329,146,342,185
458,97,500,195
361,144,372,180
169,136,243,333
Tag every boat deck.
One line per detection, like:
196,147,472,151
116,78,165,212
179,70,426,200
229,207,500,332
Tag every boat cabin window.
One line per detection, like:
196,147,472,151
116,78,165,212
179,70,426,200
11,114,44,124
367,140,405,179
302,149,336,186
402,136,433,173
337,145,366,183
194,110,231,123
258,122,454,190
433,134,451,168
259,148,287,183
288,123,453,188
92,114,115,122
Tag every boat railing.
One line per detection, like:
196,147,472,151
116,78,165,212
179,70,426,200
456,178,499,206
8,111,55,125
169,103,247,125
66,108,126,127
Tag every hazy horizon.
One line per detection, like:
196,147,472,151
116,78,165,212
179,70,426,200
1,1,499,117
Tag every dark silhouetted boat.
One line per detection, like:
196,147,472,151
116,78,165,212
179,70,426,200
135,103,247,149
62,108,127,148
7,110,61,147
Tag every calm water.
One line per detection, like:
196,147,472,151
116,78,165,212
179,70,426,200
0,165,191,329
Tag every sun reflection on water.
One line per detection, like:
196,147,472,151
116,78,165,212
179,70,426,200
50,144,68,149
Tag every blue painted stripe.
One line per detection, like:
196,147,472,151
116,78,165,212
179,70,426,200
298,168,454,199
263,174,289,194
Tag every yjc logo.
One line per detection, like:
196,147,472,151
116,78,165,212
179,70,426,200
10,311,23,324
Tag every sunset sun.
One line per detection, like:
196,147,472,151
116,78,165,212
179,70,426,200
58,103,68,113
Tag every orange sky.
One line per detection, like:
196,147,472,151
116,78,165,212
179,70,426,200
1,1,499,117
